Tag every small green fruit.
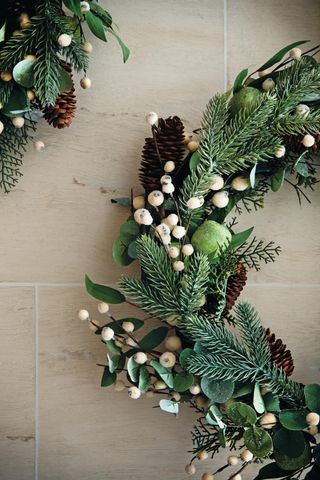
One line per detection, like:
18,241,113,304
191,220,231,257
229,86,261,116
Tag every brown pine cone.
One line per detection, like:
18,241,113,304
43,63,76,129
225,263,247,312
265,328,295,376
139,116,186,192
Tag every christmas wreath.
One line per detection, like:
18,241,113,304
80,41,320,480
0,0,129,192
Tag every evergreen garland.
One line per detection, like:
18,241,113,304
0,0,129,192
82,42,320,480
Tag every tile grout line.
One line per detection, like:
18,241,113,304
1,282,320,288
223,0,228,90
34,285,39,480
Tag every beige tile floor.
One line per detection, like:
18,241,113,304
0,1,320,479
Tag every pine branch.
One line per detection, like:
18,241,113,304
237,237,281,271
275,110,320,136
0,113,36,192
179,252,211,316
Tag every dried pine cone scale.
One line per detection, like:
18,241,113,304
140,116,186,192
265,328,295,376
43,63,76,129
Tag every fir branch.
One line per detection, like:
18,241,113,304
275,110,320,136
179,252,211,316
237,237,281,271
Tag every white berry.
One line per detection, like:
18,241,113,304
171,391,181,401
182,244,194,256
172,225,186,239
156,223,171,236
97,302,109,314
12,116,25,128
134,208,153,225
295,104,310,117
211,191,229,208
148,190,164,207
274,146,286,158
101,327,114,342
165,335,182,351
161,234,171,245
162,182,175,194
169,246,180,258
160,174,172,184
114,380,125,391
259,412,277,429
122,321,135,333
80,1,90,12
164,161,175,173
302,134,315,148
187,196,204,210
231,176,250,191
34,140,45,152
78,309,89,321
289,47,302,60
185,464,196,475
134,352,148,365
166,213,179,226
159,351,176,368
209,174,224,191
80,77,92,89
189,383,201,395
0,121,4,135
81,41,93,53
128,386,141,399
57,33,72,47
262,78,275,91
154,380,167,390
197,450,209,461
240,449,253,462
306,412,320,426
27,89,35,101
227,455,239,466
202,474,214,480
173,260,184,272
146,112,158,126
187,141,199,152
231,475,242,480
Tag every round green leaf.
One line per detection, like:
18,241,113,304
127,356,140,383
159,399,179,415
226,401,257,427
13,59,35,88
179,348,194,369
2,86,30,117
274,442,312,471
112,237,133,266
173,371,194,393
244,426,273,458
206,404,225,429
255,462,295,479
304,384,320,413
127,241,138,259
200,377,234,403
279,410,308,431
58,65,73,93
273,428,306,458
138,366,151,391
150,360,173,388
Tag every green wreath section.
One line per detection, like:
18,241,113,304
82,41,320,480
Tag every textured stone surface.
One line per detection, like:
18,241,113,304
0,1,320,479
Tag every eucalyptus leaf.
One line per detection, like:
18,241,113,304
107,354,125,374
138,366,151,391
231,226,254,249
200,377,234,403
101,366,116,387
173,371,194,393
226,401,257,427
159,399,179,415
257,40,309,71
270,168,286,192
207,404,225,429
264,392,280,412
254,462,294,479
233,381,254,398
85,11,107,42
140,327,168,351
253,383,265,414
2,87,29,117
105,340,121,355
304,384,320,413
279,410,308,431
127,356,140,383
189,151,200,170
274,442,311,471
273,428,306,458
244,426,273,458
179,348,194,369
58,65,73,93
85,274,125,303
112,237,134,266
294,152,309,177
13,59,35,88
127,241,138,259
150,360,174,388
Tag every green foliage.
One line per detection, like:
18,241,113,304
226,401,257,426
200,377,234,403
304,384,320,413
85,274,125,304
139,326,168,351
237,236,281,271
243,426,273,457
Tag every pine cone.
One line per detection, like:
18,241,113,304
139,116,186,192
43,63,76,129
265,328,295,376
225,263,247,311
285,134,320,155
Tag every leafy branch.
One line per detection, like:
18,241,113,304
237,237,281,271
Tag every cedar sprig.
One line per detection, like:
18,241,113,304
237,236,281,271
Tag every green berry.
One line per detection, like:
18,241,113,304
229,87,261,116
191,220,231,257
